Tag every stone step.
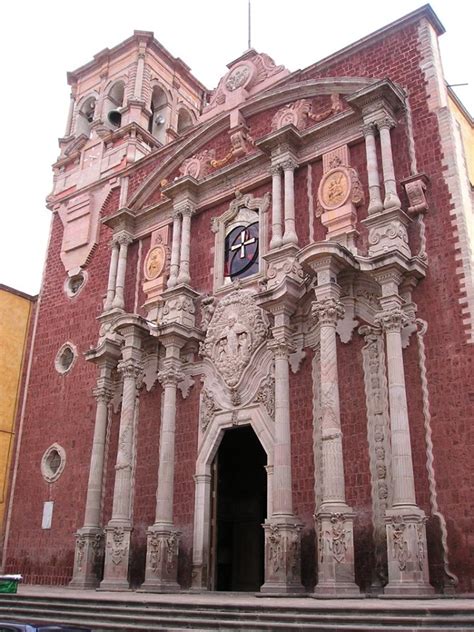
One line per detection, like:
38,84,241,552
0,593,472,631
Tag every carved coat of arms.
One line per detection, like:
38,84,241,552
200,291,268,387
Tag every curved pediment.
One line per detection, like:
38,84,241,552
128,77,383,212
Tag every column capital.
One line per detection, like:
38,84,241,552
174,200,196,218
361,122,377,137
268,337,295,359
374,307,408,332
113,232,133,247
376,115,396,130
281,157,298,171
270,163,282,176
92,384,114,404
312,297,345,326
117,358,143,380
157,366,184,386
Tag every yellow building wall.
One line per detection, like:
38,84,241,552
0,285,35,536
448,92,474,186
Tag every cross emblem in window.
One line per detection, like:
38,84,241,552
230,229,256,259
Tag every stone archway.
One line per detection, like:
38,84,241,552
191,405,274,591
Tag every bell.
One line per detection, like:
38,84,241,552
107,109,122,127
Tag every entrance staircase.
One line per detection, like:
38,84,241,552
0,587,473,631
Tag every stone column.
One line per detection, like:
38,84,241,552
103,241,120,311
142,339,184,591
377,117,401,210
312,275,359,596
375,290,433,595
261,311,304,595
270,165,283,249
190,473,212,590
111,233,133,310
281,158,298,246
176,205,193,286
167,212,182,289
65,90,76,137
70,365,114,588
363,123,384,214
101,328,143,590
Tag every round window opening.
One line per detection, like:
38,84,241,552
41,444,66,483
55,343,77,375
65,271,87,298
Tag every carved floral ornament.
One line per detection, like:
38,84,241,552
200,290,268,387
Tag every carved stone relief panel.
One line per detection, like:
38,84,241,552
316,145,364,252
359,325,392,588
200,290,268,388
142,225,170,308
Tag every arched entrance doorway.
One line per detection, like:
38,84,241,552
210,425,267,591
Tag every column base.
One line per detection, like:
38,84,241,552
313,507,360,597
69,528,104,589
140,526,181,592
260,517,305,595
99,524,132,591
384,507,434,596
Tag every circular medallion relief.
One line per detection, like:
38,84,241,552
55,342,77,375
144,244,166,280
225,64,251,92
318,167,351,210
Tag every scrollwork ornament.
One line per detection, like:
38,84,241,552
312,297,345,326
108,527,127,566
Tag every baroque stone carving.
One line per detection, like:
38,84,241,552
107,527,128,566
271,99,311,131
390,516,409,572
327,514,348,564
255,373,275,418
148,530,179,575
200,291,268,387
360,325,392,586
312,297,345,326
200,388,219,431
179,149,216,179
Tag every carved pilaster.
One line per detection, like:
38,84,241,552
315,510,357,595
142,527,181,592
100,526,132,591
69,530,105,589
360,325,392,591
261,521,305,594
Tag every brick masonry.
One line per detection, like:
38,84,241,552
4,12,473,594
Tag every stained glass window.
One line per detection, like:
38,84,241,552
224,221,259,280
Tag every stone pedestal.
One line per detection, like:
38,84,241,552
141,527,181,592
69,528,104,589
363,207,411,259
384,509,434,596
313,508,359,596
100,525,133,591
261,519,305,594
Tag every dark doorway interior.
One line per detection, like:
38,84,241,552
213,425,267,591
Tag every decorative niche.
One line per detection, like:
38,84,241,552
211,191,270,292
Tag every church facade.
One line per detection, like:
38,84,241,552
4,6,473,595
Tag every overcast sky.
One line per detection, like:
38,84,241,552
0,0,472,296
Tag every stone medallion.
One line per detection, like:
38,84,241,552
144,244,166,281
318,167,351,210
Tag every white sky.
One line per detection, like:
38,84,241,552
0,0,472,296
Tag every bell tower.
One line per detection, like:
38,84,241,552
50,31,207,278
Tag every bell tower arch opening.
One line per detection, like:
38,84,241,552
210,424,267,592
